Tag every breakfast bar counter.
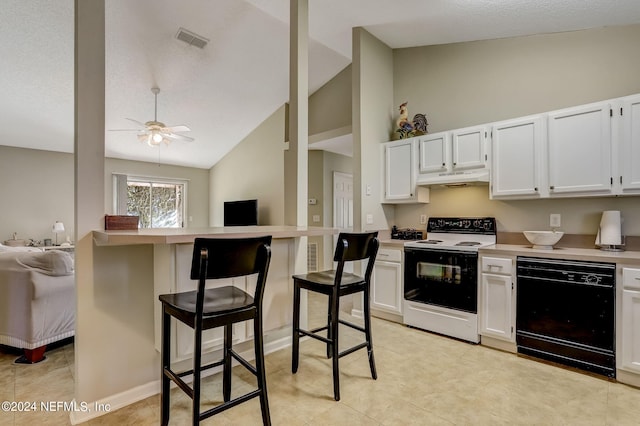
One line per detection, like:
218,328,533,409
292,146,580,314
74,225,337,422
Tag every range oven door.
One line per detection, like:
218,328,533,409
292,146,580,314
404,247,478,313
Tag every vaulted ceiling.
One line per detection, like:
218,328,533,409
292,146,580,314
2,0,640,168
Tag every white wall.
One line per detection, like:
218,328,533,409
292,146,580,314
209,105,286,226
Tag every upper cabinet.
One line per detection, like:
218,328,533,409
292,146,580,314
383,93,640,202
451,125,489,171
547,101,612,196
620,94,640,194
490,115,546,199
417,131,449,174
381,138,429,204
416,125,489,185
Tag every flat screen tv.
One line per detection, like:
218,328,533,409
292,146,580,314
224,199,258,226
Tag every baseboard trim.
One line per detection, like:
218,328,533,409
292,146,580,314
69,380,160,425
69,331,292,424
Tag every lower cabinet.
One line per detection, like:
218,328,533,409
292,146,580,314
371,247,403,321
620,267,640,375
479,255,516,348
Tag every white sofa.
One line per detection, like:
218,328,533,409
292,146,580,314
0,246,75,363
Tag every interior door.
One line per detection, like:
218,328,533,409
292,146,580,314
333,172,353,271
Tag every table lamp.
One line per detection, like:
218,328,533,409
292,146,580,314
52,221,65,246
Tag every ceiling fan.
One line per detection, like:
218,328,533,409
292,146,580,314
111,87,194,147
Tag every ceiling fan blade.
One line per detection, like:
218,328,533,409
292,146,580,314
162,132,194,142
126,118,147,127
164,125,191,133
108,128,142,132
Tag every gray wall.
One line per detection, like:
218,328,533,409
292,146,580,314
392,23,640,235
0,145,210,244
209,105,286,226
394,24,640,134
0,146,74,244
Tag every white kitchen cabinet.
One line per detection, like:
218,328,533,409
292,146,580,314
451,125,490,171
620,94,640,194
417,131,449,174
547,101,613,196
490,116,546,199
371,247,403,321
620,267,640,374
382,138,429,203
417,126,489,184
479,255,515,345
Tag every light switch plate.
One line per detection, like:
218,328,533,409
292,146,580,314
312,215,320,223
550,214,561,228
366,213,373,224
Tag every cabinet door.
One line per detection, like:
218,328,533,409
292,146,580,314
548,102,612,195
418,132,449,174
491,116,544,198
621,94,640,192
372,260,403,315
384,139,414,200
480,273,514,342
451,125,488,171
621,268,640,373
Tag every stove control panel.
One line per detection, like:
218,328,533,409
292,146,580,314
426,217,496,235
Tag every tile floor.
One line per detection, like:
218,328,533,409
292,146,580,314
2,294,640,425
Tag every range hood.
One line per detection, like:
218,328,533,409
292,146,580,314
416,168,490,187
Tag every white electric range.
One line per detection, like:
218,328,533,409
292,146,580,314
403,217,497,343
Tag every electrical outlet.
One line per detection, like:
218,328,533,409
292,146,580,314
550,214,561,228
312,215,320,223
420,214,427,224
366,213,373,224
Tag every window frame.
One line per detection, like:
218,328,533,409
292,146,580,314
113,173,189,229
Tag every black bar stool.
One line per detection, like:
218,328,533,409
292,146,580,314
291,231,379,401
159,236,272,425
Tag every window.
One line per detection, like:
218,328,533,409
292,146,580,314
113,174,187,228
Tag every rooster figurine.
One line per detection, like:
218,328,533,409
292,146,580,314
395,102,428,139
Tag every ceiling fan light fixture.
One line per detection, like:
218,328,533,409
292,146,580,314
152,131,163,143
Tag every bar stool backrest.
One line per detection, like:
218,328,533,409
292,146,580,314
332,232,379,284
190,236,272,315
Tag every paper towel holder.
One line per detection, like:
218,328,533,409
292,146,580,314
596,227,625,251
595,210,625,252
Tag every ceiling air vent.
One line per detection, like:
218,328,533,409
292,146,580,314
175,27,209,49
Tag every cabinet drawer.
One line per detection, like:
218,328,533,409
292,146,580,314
623,268,640,290
377,248,402,263
481,256,513,274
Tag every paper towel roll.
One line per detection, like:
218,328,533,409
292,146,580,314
598,210,622,245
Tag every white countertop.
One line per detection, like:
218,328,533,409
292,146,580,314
93,225,338,246
481,244,640,266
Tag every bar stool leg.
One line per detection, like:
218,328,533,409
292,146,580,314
326,294,333,359
330,290,340,401
254,311,271,425
363,287,377,380
161,310,171,426
223,324,232,402
192,321,203,425
292,281,300,374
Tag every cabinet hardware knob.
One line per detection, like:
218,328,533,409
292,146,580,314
534,187,538,191
550,185,555,190
453,162,457,166
442,163,445,166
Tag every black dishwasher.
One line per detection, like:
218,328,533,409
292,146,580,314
516,257,616,378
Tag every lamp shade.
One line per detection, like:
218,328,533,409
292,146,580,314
52,221,65,233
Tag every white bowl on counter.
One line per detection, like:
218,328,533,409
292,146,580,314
523,231,564,249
